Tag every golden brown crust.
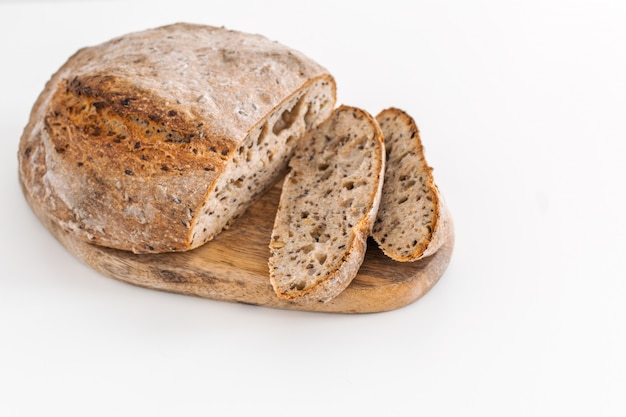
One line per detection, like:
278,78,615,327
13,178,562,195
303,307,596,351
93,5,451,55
18,23,335,253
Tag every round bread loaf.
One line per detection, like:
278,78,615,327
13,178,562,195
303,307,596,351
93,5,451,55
18,23,336,253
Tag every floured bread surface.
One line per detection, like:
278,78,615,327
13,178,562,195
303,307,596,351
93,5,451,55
269,106,384,304
18,23,335,253
372,108,446,261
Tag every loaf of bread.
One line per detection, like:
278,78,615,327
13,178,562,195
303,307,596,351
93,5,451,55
372,108,448,261
18,23,336,253
269,106,385,303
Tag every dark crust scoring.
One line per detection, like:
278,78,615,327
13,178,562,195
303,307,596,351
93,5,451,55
41,74,228,252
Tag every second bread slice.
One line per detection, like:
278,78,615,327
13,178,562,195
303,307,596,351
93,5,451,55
269,106,385,304
372,108,447,261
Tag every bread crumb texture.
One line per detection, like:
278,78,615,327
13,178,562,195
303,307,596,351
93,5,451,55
18,23,335,253
269,106,384,303
372,108,444,261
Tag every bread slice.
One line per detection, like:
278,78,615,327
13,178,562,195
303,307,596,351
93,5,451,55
269,106,385,303
18,23,336,253
372,108,447,261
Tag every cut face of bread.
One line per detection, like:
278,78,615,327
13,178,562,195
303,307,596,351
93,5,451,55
189,80,334,247
372,108,447,261
269,106,385,304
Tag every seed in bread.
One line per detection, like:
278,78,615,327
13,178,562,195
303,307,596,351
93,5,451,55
269,106,385,303
372,108,447,261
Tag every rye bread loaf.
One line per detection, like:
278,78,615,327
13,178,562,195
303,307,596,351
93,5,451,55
18,23,336,254
372,108,448,261
269,106,385,303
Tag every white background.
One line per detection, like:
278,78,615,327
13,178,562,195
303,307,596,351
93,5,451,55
1,0,625,415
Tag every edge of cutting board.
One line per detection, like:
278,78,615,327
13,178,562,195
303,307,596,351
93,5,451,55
22,179,454,313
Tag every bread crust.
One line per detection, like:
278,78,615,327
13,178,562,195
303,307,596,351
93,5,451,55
18,23,336,253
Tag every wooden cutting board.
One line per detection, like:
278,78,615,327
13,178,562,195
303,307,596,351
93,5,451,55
24,179,454,313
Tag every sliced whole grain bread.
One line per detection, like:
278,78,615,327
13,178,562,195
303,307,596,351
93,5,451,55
269,106,385,303
372,108,448,262
18,23,335,254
